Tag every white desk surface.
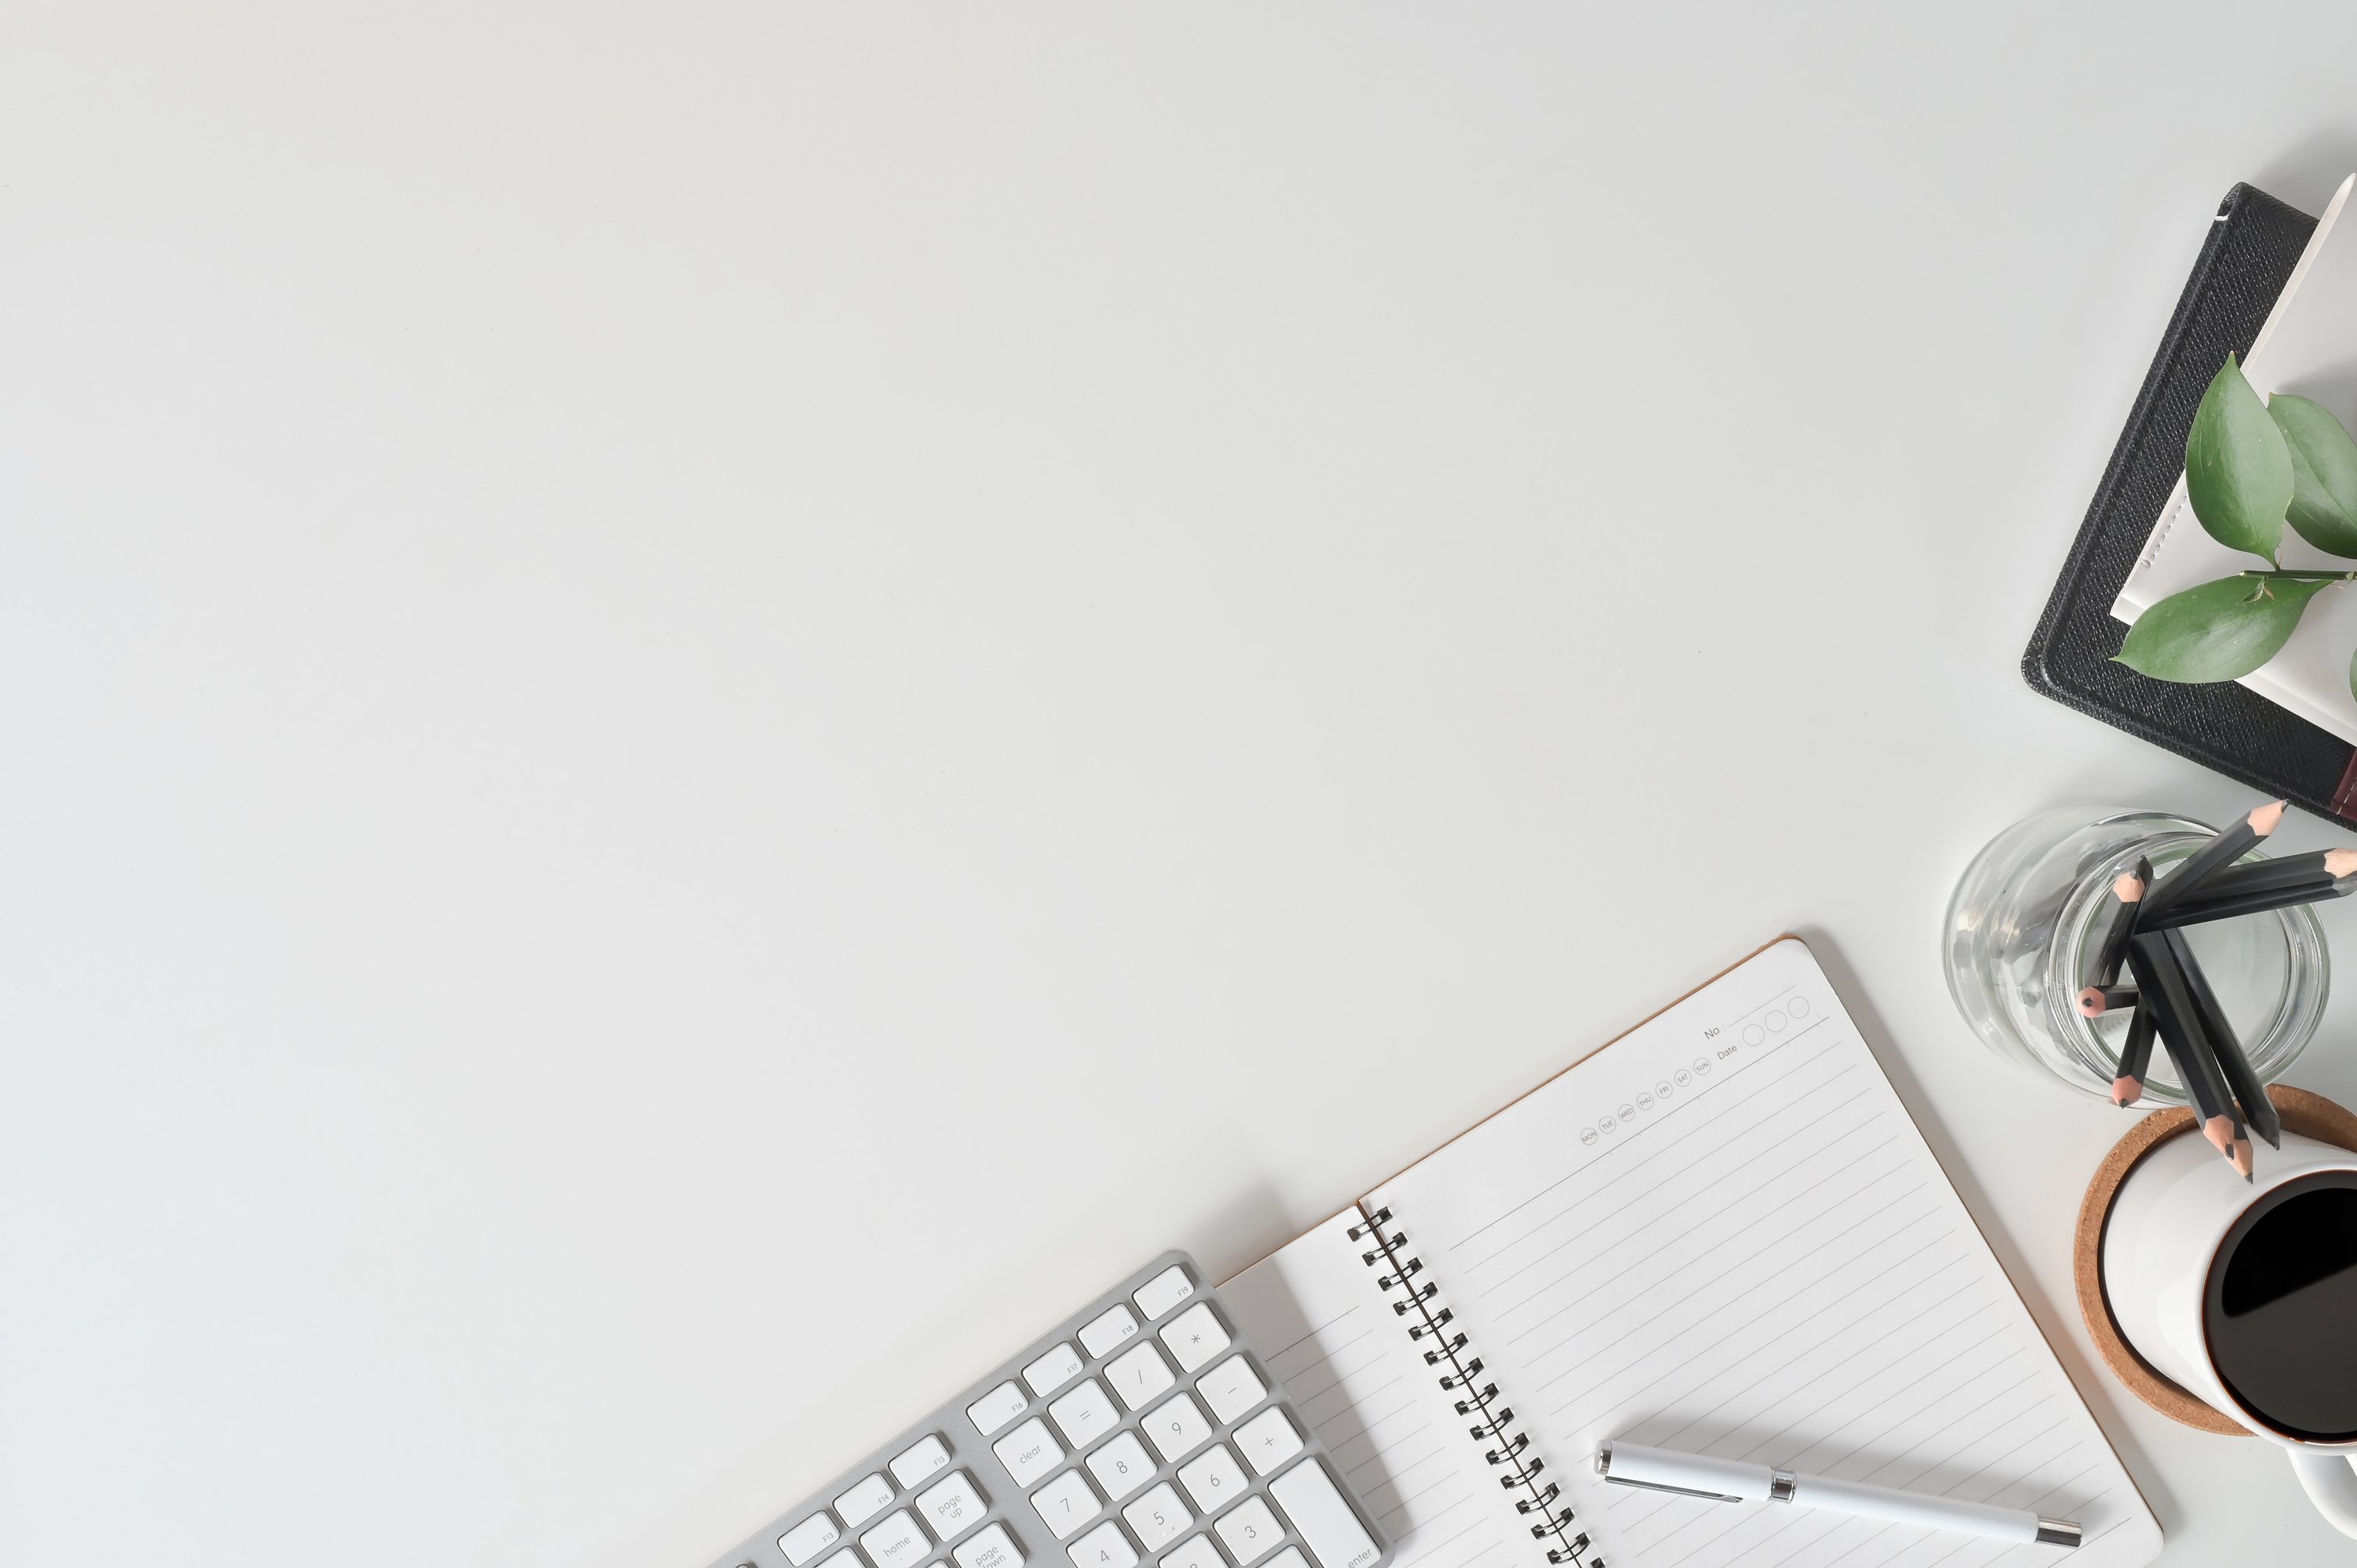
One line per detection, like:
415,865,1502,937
10,7,2357,1565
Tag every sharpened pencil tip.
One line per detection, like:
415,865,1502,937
2114,872,2144,902
2251,800,2288,835
2234,1139,2255,1179
2204,1116,2236,1155
2328,849,2357,879
2111,1076,2143,1107
2077,987,2106,1017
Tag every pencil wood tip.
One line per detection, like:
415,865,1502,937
2327,849,2357,878
2110,1076,2143,1107
2234,1139,2254,1178
2077,987,2106,1017
2204,1116,2236,1155
2114,872,2144,902
2251,800,2288,835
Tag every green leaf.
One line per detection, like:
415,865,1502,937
2186,355,2292,563
2270,393,2357,556
2115,575,2336,682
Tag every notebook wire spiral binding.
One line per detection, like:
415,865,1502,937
1346,1209,1605,1568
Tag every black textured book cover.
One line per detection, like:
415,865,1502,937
2022,182,2357,823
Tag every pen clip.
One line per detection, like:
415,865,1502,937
1599,1475,1742,1504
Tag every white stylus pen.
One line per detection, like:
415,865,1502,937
1596,1440,2081,1549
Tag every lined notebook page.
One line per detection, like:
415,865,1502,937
1367,939,2161,1568
1222,1212,1549,1568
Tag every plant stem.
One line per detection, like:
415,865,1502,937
2240,568,2357,581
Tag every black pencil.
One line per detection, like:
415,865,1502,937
2142,872,2357,931
2168,927,2282,1150
2182,848,2357,902
2139,800,2286,923
2111,1002,2157,1107
2086,860,2149,990
2076,984,2138,1018
2127,934,2239,1160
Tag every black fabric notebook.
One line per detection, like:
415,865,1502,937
2021,182,2357,825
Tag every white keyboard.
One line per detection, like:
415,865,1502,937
709,1254,1391,1568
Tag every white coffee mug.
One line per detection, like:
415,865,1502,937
2104,1128,2357,1536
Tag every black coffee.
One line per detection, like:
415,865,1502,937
2206,1171,2357,1442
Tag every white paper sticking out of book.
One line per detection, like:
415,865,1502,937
2114,174,2357,743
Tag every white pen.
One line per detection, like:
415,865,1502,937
1596,1440,2080,1549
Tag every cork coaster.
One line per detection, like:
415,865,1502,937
2074,1084,2357,1434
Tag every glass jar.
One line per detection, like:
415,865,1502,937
1942,807,2329,1102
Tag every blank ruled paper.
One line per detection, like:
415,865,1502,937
1366,940,2161,1568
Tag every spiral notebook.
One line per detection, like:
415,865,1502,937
1218,939,2162,1568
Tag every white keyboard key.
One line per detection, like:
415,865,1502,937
918,1471,988,1543
1048,1379,1121,1450
1122,1482,1192,1551
1175,1444,1248,1513
1214,1497,1283,1566
1104,1341,1175,1411
1196,1356,1267,1424
1133,1265,1193,1321
994,1417,1066,1488
836,1474,896,1530
892,1435,952,1489
779,1514,843,1566
1079,1303,1141,1358
1268,1460,1379,1568
1024,1342,1087,1398
956,1523,1024,1568
1160,1534,1228,1568
969,1380,1030,1438
1085,1432,1155,1503
1031,1469,1102,1541
860,1510,931,1568
1233,1408,1302,1476
1068,1520,1140,1568
1263,1549,1310,1568
1157,1303,1231,1374
1141,1393,1214,1463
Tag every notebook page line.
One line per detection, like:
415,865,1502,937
1488,1078,1882,1320
1450,1017,1837,1266
1532,1177,1936,1391
1505,1117,1906,1346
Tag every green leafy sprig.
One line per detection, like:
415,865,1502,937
2118,356,2357,695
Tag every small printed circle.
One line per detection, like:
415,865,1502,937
1580,1127,1598,1146
1673,1068,1692,1086
1789,996,1811,1019
1599,1114,1617,1132
1618,1104,1637,1121
1694,1058,1712,1075
1743,1024,1765,1046
1766,1010,1788,1032
1656,1080,1674,1098
1636,1092,1654,1111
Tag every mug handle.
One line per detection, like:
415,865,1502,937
2289,1451,2357,1538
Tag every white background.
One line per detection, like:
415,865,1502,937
9,5,2357,1565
